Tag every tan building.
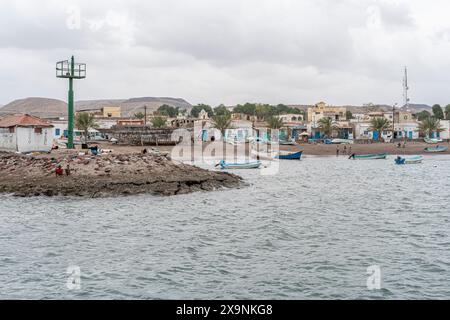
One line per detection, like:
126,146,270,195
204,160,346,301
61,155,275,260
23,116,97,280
77,106,122,118
307,102,347,123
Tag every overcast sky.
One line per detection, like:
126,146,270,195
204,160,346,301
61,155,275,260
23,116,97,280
1,0,450,106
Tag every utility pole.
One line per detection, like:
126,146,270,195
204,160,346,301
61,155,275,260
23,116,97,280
144,105,147,126
392,103,398,143
56,56,86,149
403,66,410,109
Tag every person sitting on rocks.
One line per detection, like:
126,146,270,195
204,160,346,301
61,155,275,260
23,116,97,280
55,165,64,176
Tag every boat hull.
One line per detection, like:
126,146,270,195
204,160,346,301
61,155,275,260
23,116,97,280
352,153,387,160
424,138,443,144
424,146,448,153
219,161,262,169
395,156,423,165
276,151,303,160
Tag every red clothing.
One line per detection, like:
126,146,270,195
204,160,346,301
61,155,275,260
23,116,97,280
55,167,64,176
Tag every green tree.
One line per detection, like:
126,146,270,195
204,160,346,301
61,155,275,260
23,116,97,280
417,110,431,121
368,117,391,141
318,117,334,138
266,116,284,129
233,103,257,115
191,104,214,118
212,113,232,136
134,112,145,119
214,105,231,117
418,117,443,138
432,104,444,120
445,105,450,120
75,112,99,142
151,116,167,128
346,110,354,120
157,104,179,118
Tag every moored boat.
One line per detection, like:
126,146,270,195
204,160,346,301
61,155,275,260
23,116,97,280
275,150,303,160
218,160,262,169
424,137,443,144
350,153,388,160
424,146,448,153
395,156,423,165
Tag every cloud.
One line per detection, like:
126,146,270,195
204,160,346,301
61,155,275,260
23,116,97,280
0,0,449,106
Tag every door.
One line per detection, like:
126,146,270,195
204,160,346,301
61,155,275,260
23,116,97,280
373,131,379,141
409,131,413,139
201,130,208,142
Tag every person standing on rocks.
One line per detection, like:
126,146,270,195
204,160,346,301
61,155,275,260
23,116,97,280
65,164,71,176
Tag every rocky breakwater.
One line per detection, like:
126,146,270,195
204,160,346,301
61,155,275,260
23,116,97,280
0,151,243,197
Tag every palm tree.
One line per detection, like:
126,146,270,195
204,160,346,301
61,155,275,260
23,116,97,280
212,113,232,137
267,116,284,129
266,116,284,141
418,117,443,138
318,117,333,138
75,112,99,143
368,117,391,141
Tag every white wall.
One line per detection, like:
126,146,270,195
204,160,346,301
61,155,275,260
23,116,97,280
16,127,54,153
440,120,450,140
0,129,17,151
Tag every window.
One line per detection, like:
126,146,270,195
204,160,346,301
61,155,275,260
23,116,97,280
55,128,61,136
34,128,42,134
107,113,113,118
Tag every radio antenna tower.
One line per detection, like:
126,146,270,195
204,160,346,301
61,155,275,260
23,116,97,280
403,66,410,109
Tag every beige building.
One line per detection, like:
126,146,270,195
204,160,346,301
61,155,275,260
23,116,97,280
77,106,122,118
307,102,347,123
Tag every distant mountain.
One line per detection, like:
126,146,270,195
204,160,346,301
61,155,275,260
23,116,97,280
76,97,192,117
0,97,192,119
399,103,432,113
0,98,67,118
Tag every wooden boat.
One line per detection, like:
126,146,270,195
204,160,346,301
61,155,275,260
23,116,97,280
350,153,387,160
395,156,423,165
424,146,448,153
218,160,262,169
424,137,443,144
275,150,303,160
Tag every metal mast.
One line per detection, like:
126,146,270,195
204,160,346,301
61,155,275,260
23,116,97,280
56,56,86,149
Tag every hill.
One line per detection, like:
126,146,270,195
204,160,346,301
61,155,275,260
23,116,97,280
0,98,67,118
0,97,192,118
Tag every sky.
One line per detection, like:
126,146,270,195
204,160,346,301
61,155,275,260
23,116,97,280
1,0,450,107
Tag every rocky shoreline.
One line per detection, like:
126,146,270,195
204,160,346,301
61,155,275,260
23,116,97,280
0,151,244,198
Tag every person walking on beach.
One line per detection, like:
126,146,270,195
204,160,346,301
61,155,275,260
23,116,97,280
349,146,352,155
343,145,347,155
336,146,340,157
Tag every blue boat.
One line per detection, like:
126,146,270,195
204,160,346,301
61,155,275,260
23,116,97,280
218,160,262,169
395,156,423,165
275,150,303,160
424,146,448,153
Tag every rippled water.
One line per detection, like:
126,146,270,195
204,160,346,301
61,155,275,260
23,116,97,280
1,155,450,299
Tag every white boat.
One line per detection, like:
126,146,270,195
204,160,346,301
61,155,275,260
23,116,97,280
395,156,423,165
218,160,262,169
424,137,443,144
331,139,354,145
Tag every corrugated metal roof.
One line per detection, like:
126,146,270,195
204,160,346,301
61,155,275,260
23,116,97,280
0,114,53,128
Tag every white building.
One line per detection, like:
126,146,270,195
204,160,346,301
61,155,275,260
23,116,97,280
225,120,253,142
439,120,450,140
0,114,54,153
